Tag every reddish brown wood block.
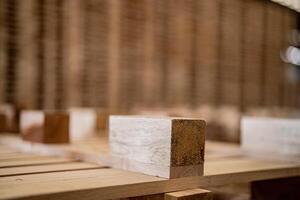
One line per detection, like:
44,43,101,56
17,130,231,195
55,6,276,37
0,114,6,132
96,109,109,131
0,104,19,133
21,111,69,143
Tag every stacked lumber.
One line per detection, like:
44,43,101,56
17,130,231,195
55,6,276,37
141,0,165,108
81,0,109,108
1,0,19,105
1,119,300,199
118,0,146,111
242,0,265,108
16,0,38,109
62,0,83,108
164,0,194,107
43,0,65,109
218,0,243,106
263,3,284,107
0,0,5,105
195,0,219,107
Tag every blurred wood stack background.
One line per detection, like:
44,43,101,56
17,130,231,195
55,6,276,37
0,0,299,142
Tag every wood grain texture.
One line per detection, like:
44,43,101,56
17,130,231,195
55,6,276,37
0,156,73,168
110,116,206,178
0,162,100,177
165,188,212,200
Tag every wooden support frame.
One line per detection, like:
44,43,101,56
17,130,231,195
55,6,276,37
109,116,206,178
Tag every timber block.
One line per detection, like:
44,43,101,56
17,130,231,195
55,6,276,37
96,109,109,131
109,116,206,179
21,110,69,143
0,104,19,133
21,109,99,143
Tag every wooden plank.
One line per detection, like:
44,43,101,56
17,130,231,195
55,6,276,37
0,158,299,200
0,162,101,177
241,117,300,159
0,0,5,105
0,156,74,168
165,188,212,200
0,152,37,160
109,116,206,178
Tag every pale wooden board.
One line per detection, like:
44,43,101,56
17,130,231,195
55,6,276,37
0,162,101,177
109,116,205,178
241,117,300,160
0,156,299,200
0,156,74,168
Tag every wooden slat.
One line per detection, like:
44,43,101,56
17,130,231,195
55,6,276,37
0,157,299,200
0,152,38,160
165,188,212,200
0,162,101,177
0,156,74,168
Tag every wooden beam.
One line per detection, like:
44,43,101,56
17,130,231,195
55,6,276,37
165,188,212,200
109,116,206,178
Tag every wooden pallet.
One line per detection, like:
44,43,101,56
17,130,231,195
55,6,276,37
0,134,299,199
